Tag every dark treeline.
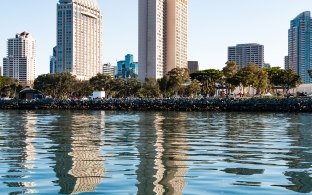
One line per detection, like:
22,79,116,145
0,77,23,98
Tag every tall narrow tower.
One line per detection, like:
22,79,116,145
56,0,102,80
138,0,188,82
286,11,312,83
3,32,36,85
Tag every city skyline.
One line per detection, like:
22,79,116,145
0,0,311,77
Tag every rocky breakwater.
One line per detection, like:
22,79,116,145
0,97,312,112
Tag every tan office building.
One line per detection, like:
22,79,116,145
138,0,188,82
55,0,102,80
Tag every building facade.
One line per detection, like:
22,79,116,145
50,47,57,74
286,11,312,83
116,54,138,79
55,0,102,80
0,66,2,76
284,56,290,70
228,43,264,70
138,0,188,82
187,61,199,74
3,32,36,85
103,63,116,77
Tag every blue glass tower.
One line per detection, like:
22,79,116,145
116,54,138,79
287,11,312,83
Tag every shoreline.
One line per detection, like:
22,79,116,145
1,97,312,112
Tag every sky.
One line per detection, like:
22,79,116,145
0,0,312,77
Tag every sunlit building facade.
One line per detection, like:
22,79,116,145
3,32,36,85
55,0,102,80
102,63,116,77
138,0,188,82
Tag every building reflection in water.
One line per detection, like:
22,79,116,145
136,112,189,195
2,111,38,193
282,114,312,193
48,111,105,194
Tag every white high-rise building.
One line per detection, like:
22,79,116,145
3,32,36,85
138,0,188,82
55,0,102,80
0,66,2,76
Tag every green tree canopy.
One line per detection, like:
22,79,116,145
184,80,202,97
0,76,21,98
140,78,161,98
34,73,77,99
264,67,301,94
190,69,223,96
89,73,113,91
166,67,190,96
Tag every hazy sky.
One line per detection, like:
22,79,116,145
0,0,311,76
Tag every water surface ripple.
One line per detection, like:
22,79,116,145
0,110,311,194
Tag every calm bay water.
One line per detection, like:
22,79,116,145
0,110,311,195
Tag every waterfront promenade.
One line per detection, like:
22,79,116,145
1,97,312,112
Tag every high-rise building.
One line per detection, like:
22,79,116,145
188,61,199,74
50,47,57,74
138,0,188,82
0,66,2,76
228,43,264,70
3,32,36,85
286,11,312,83
55,0,102,80
116,54,138,79
103,63,116,77
284,56,290,70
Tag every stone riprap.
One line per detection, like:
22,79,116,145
0,98,312,112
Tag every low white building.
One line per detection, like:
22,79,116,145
296,84,312,94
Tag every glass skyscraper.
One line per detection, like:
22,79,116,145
55,0,102,80
116,54,138,79
286,11,312,83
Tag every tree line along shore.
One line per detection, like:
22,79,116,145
1,62,309,100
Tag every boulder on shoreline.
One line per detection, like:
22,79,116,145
0,97,312,112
